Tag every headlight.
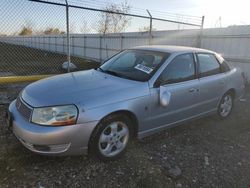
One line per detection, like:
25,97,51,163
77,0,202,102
31,105,78,126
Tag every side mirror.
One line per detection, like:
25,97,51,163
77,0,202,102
159,86,171,107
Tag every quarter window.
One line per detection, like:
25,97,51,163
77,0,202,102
197,53,221,77
215,54,231,72
159,53,195,84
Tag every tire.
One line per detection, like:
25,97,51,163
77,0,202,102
88,114,133,161
217,92,234,119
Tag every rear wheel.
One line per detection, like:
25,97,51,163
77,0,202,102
89,114,132,161
218,92,234,118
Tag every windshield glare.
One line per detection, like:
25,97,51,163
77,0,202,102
100,50,170,81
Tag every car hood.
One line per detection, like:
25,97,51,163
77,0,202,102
22,69,148,109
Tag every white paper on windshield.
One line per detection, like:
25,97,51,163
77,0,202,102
134,64,153,74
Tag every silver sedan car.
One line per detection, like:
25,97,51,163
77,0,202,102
7,45,245,160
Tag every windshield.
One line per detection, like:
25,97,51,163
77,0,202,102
99,50,170,82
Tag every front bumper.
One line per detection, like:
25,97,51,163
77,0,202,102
8,101,98,156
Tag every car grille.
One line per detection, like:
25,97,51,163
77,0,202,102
16,96,33,120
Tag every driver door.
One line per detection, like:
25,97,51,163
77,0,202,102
146,53,201,132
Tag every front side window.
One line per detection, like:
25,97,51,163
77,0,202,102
197,53,221,77
158,53,196,85
100,50,170,82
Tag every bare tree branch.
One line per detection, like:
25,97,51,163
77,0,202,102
97,1,131,34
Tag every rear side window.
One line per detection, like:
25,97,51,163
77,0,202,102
197,53,221,77
159,53,195,84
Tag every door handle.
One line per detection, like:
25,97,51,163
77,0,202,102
189,88,196,92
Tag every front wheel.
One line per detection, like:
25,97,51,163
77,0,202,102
89,114,132,161
218,93,234,118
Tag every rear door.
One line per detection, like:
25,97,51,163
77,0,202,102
196,53,227,113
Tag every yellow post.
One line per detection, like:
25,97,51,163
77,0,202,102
0,75,55,84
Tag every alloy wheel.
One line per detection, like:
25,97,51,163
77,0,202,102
98,121,129,157
219,94,233,117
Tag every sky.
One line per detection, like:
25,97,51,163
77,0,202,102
0,0,250,35
124,0,250,28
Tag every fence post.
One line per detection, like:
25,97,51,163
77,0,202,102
146,9,152,35
72,35,74,56
197,16,205,48
121,35,123,50
55,36,57,52
43,36,45,50
146,9,153,45
65,0,71,72
63,36,65,53
49,36,51,51
83,35,86,58
99,35,102,62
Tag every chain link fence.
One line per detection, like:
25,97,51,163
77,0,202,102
0,0,203,83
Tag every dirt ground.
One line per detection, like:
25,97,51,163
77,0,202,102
0,86,250,188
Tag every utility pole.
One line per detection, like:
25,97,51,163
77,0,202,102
146,9,153,45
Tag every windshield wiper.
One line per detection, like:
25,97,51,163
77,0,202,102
98,68,134,80
98,67,105,72
101,69,128,78
98,67,119,76
98,67,117,75
104,70,121,77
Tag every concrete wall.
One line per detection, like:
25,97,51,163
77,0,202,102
1,25,250,79
0,29,200,62
201,26,250,63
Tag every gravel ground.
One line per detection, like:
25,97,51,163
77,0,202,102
0,88,250,188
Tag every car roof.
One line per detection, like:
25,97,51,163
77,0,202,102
131,45,215,54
